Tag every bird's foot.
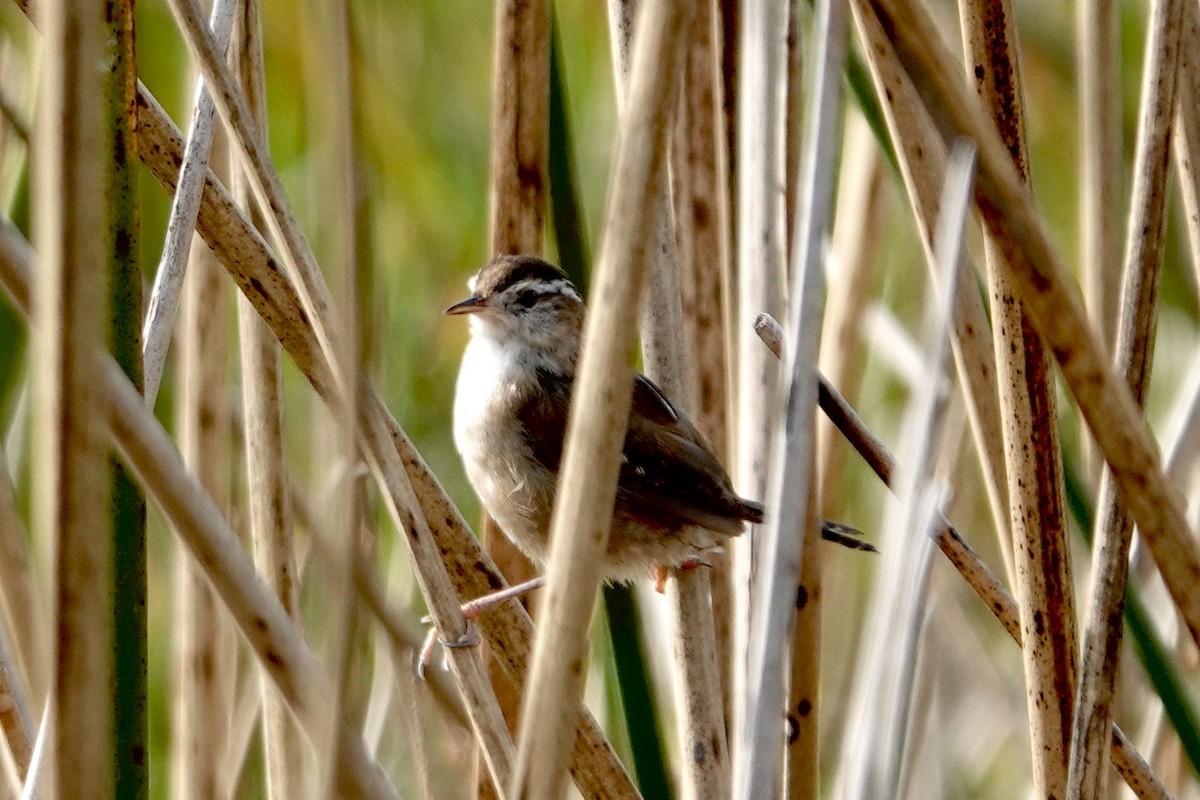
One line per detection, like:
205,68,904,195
416,576,546,679
417,621,481,680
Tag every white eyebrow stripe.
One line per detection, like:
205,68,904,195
508,278,581,302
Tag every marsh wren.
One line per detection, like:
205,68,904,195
447,254,771,587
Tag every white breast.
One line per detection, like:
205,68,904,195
452,330,550,558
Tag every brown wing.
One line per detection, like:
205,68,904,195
514,370,762,534
618,374,761,534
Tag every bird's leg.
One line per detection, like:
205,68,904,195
653,557,707,593
417,576,546,678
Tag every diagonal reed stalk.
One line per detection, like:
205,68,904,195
130,79,639,800
864,0,1200,663
0,219,399,800
755,311,1169,799
848,0,1015,587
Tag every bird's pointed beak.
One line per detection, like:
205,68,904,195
445,295,488,316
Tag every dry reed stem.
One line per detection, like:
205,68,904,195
739,1,844,795
229,0,308,794
1070,0,1185,792
0,446,43,709
865,0,1200,658
483,2,548,783
838,142,969,800
754,313,1170,799
163,0,349,402
175,232,235,800
0,220,399,800
1175,2,1200,297
849,0,1015,586
818,118,887,520
141,0,238,406
510,1,694,798
1079,0,1123,356
672,0,737,728
610,3,731,797
35,1,113,795
959,2,1077,794
1077,0,1123,484
731,0,788,781
127,78,638,799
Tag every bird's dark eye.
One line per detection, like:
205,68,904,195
514,289,539,309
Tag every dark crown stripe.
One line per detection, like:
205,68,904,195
484,255,575,296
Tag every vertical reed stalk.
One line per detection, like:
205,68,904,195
1078,0,1123,356
612,2,731,796
732,0,788,782
510,2,695,797
1069,0,1185,792
1077,0,1122,484
959,2,1077,795
35,0,114,796
671,0,736,728
740,0,845,796
483,3,548,793
231,0,308,795
174,230,233,800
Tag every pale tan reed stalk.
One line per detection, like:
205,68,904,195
127,80,638,799
1070,0,1186,793
1077,0,1123,485
755,313,1170,799
481,5,548,793
671,0,737,741
175,229,235,800
1079,0,1123,356
230,0,309,795
866,0,1200,657
1175,2,1200,296
141,0,238,406
35,1,113,796
959,2,1077,795
731,0,788,783
510,1,695,797
610,3,731,798
0,220,399,800
849,0,1015,587
740,1,845,794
